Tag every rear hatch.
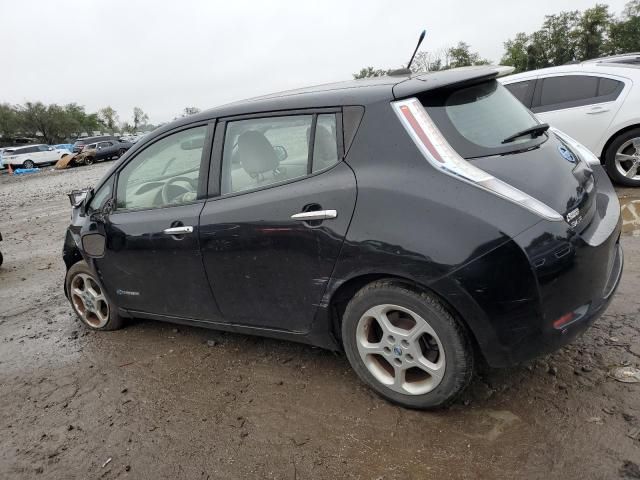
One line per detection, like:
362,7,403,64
414,78,595,230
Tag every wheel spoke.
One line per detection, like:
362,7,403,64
71,287,84,297
616,153,637,162
393,366,406,389
626,163,639,178
358,341,386,355
417,357,445,383
368,305,395,335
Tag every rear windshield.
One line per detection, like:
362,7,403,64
74,140,87,146
421,80,546,159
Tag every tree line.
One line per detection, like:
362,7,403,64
354,1,640,78
0,104,202,145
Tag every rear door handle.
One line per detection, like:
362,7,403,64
163,226,194,235
291,210,338,221
586,106,610,114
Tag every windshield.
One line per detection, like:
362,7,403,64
421,80,546,159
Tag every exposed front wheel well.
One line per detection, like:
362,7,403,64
600,123,640,161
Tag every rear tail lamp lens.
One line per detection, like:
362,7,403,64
392,98,563,222
553,304,589,330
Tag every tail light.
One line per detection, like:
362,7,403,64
392,98,563,222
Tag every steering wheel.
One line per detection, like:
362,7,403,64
161,176,196,205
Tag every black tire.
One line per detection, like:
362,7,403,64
341,280,474,409
117,148,126,157
65,261,124,331
0,250,3,267
604,128,640,187
84,156,95,166
22,159,35,169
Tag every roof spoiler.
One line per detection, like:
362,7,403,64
392,65,515,99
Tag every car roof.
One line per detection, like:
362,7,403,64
500,62,640,82
153,66,508,136
77,135,115,142
6,144,45,150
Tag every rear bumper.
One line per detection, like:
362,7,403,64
504,240,622,364
440,166,623,367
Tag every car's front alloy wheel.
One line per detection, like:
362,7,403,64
65,261,123,330
342,280,473,409
22,160,34,169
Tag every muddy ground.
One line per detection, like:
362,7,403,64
0,164,639,479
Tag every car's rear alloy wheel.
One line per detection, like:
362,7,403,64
22,160,34,169
605,129,640,186
355,304,445,395
342,281,473,409
117,148,126,157
65,261,123,330
84,156,94,166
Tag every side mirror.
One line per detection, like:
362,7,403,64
68,188,91,208
273,145,288,162
81,233,106,257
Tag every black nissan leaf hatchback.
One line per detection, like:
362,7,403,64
63,66,623,408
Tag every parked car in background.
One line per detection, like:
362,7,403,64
72,136,118,153
0,148,6,170
63,66,622,409
2,144,71,169
77,139,133,165
500,61,640,186
54,143,74,152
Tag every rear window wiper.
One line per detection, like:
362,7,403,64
501,123,549,144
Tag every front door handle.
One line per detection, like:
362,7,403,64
291,210,338,221
163,226,194,235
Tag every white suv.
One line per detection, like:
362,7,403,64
500,61,640,186
1,144,71,169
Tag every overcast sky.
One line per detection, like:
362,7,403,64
0,0,630,125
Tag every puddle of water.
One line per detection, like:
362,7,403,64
619,196,640,236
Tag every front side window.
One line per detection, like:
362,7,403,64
88,178,114,213
116,126,207,210
422,80,544,159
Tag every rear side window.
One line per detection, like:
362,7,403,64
421,81,544,159
221,113,339,195
540,75,598,106
534,75,624,112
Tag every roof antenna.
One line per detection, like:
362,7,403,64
389,29,426,76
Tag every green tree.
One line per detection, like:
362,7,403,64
0,103,20,140
609,0,640,53
501,32,530,72
183,107,201,117
576,4,613,59
448,42,490,68
352,66,392,79
98,106,119,132
132,107,149,131
542,11,580,65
